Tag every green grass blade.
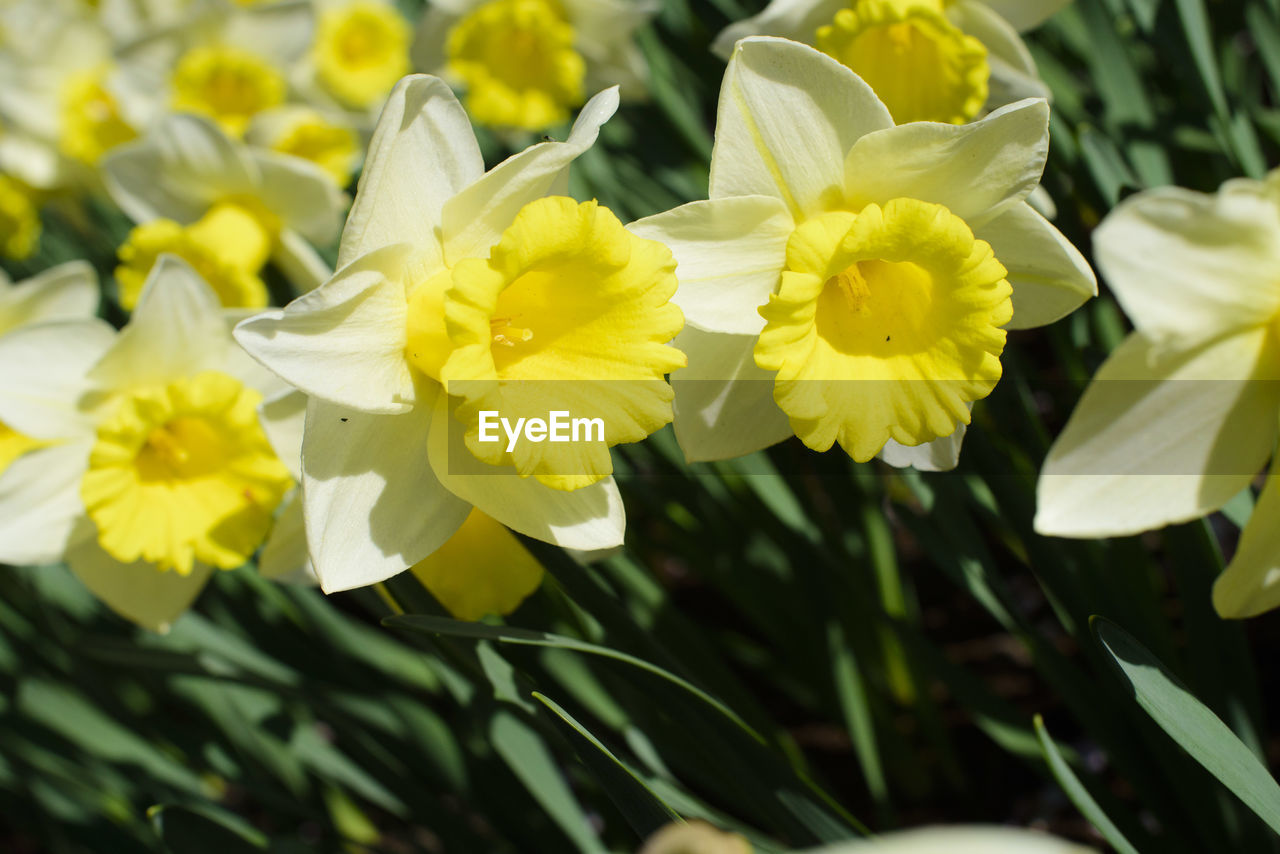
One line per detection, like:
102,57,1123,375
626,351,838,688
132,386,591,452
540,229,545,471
384,614,764,744
534,692,682,839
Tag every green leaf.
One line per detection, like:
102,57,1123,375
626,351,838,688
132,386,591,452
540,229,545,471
148,804,268,853
490,709,609,854
1094,618,1280,835
1033,715,1141,854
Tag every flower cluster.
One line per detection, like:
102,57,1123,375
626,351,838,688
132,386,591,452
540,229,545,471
0,0,1109,631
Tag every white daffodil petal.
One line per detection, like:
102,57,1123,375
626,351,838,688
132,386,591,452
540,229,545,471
259,495,318,585
259,389,307,481
302,393,472,592
338,75,484,269
427,395,626,551
102,113,255,225
236,243,416,414
0,261,98,334
0,441,91,566
90,256,228,392
1214,472,1280,618
801,825,1093,854
441,88,620,263
845,98,1050,226
252,150,347,246
1093,183,1280,348
880,424,967,472
1036,329,1280,538
710,0,847,58
982,0,1073,32
629,195,792,335
977,201,1096,330
671,325,792,462
67,531,214,633
0,319,115,440
711,37,893,218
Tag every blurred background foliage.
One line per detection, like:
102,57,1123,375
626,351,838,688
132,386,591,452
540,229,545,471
6,0,1280,851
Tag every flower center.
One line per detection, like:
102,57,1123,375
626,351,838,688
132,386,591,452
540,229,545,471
0,175,39,261
80,371,293,574
171,45,286,137
58,66,136,165
446,0,586,129
268,111,360,186
410,196,684,489
314,2,411,108
754,198,1012,461
115,201,274,310
815,0,989,125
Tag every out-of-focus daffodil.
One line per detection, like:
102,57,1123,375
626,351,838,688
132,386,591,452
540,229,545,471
113,0,315,138
1035,172,1280,620
795,826,1094,853
253,387,546,619
413,0,657,130
0,257,291,631
0,0,138,185
0,261,99,477
236,74,683,593
713,0,1071,125
639,821,752,854
247,105,363,187
102,112,346,300
631,38,1092,470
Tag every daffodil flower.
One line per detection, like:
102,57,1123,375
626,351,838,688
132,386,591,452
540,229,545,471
0,256,293,631
713,0,1072,125
253,388,546,619
631,38,1093,470
0,0,137,185
413,0,657,130
235,74,683,592
0,260,99,476
113,0,316,139
102,112,346,301
1035,172,1280,619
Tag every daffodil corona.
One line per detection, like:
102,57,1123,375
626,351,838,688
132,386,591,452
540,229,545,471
714,0,1071,124
632,38,1093,469
116,201,274,309
314,0,411,109
236,75,680,593
415,0,657,131
754,199,1011,460
816,0,989,124
446,0,585,129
